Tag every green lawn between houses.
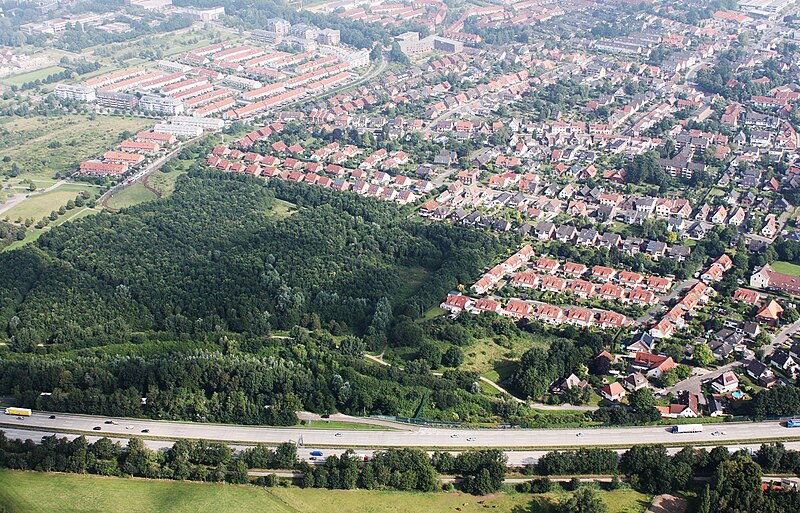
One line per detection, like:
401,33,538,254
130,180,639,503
0,470,652,513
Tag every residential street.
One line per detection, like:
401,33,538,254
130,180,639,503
767,317,800,355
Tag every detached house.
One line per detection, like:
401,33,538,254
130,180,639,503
633,352,676,378
600,382,626,402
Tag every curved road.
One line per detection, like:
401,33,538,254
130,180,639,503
1,410,797,452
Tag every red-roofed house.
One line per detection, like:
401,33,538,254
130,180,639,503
600,382,626,402
441,293,472,313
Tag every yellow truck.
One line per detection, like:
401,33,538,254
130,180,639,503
5,407,32,417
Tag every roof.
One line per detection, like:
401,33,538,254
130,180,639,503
601,382,625,397
757,300,784,321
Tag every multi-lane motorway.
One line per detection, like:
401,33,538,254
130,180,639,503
2,410,799,455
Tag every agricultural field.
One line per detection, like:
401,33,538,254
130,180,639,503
0,470,652,513
0,114,153,181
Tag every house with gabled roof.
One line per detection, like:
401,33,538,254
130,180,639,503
504,298,534,319
633,352,676,378
623,372,649,391
540,275,568,293
756,300,784,326
627,332,655,353
472,297,502,314
441,293,472,314
535,304,564,325
600,382,626,402
733,288,761,305
650,318,675,339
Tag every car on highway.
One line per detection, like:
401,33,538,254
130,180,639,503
576,432,584,437
48,415,56,419
335,432,342,437
93,426,101,431
711,431,726,436
104,420,113,425
450,434,458,438
466,437,476,442
126,425,133,430
309,456,317,461
141,429,150,433
310,451,323,457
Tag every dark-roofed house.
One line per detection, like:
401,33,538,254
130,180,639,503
623,372,649,391
555,225,577,242
627,332,655,354
535,221,556,241
747,360,776,387
771,350,799,376
708,339,734,360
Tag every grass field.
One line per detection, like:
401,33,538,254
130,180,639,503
4,183,93,222
462,332,550,377
147,170,185,197
0,115,153,181
0,66,66,87
300,419,396,430
269,198,299,219
106,182,157,210
3,206,98,252
772,261,800,277
0,470,652,513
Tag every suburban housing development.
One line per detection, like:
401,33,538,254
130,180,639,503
5,0,800,511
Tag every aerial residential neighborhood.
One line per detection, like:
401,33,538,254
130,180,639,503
5,0,800,511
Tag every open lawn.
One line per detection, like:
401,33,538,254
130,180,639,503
0,114,153,181
299,419,397,431
3,206,98,252
4,183,93,222
106,182,157,210
392,265,429,307
147,170,185,198
0,66,66,87
0,470,652,513
771,261,800,277
463,332,551,377
268,198,299,219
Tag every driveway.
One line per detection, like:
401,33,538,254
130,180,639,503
664,361,742,404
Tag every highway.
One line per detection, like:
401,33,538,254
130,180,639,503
1,410,799,454
5,421,800,469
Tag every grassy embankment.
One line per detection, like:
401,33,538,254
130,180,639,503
0,470,652,513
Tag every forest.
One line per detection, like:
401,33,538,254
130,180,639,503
0,173,516,424
0,172,504,350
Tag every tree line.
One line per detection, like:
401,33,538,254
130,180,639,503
0,431,506,494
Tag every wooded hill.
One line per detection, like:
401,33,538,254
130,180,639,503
0,172,505,351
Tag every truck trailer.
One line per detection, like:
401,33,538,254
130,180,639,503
5,407,32,417
672,424,703,434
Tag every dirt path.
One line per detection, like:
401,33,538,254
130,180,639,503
141,172,162,199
